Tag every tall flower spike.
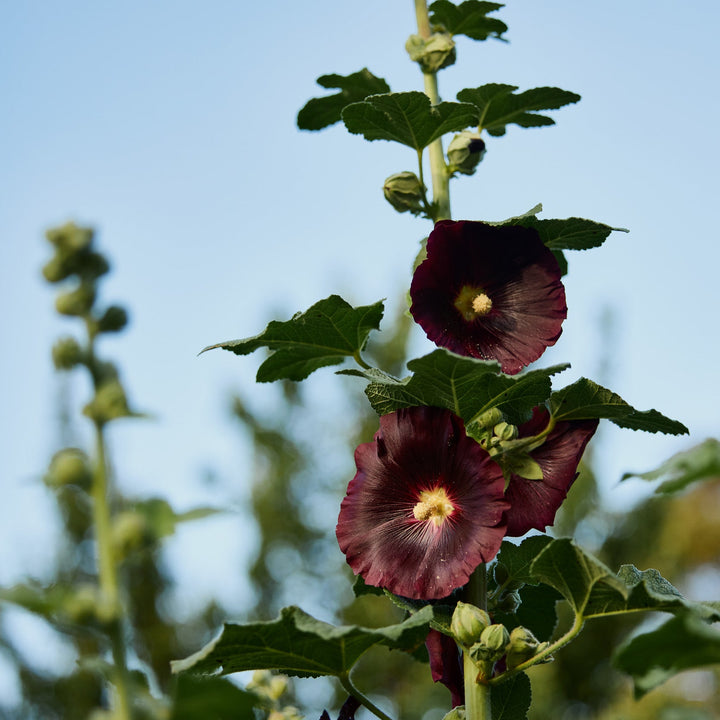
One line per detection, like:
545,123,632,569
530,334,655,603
410,220,567,374
504,407,599,536
336,406,509,600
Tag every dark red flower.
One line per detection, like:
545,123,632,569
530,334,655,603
410,220,567,374
426,628,464,707
336,407,509,600
504,408,599,536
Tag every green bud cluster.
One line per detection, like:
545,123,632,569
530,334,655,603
52,336,85,370
83,379,134,424
447,131,486,176
406,32,456,73
450,601,491,646
45,448,93,490
383,172,426,215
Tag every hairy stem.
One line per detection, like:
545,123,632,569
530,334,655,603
414,0,451,221
340,673,395,720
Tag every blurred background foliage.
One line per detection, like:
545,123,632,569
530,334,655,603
1,264,717,720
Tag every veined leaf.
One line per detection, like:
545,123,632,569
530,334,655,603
342,92,478,151
515,216,628,251
496,536,554,587
491,671,531,720
202,295,384,383
297,69,390,131
171,605,434,678
613,613,720,698
171,675,259,720
429,0,508,41
457,84,580,137
361,348,567,426
621,438,720,494
549,378,688,435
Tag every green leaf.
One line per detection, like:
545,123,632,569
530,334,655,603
297,68,391,131
491,671,531,720
171,605,434,678
132,498,222,540
429,0,508,41
613,613,720,698
171,675,259,720
513,584,562,642
342,92,478,151
530,539,627,617
457,84,580,137
361,348,568,426
549,378,688,435
621,438,720,494
514,216,628,251
201,295,384,383
496,536,553,587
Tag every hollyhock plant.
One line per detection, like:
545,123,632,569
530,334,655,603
504,407,599,537
410,220,567,374
336,406,509,600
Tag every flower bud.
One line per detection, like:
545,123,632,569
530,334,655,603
493,421,518,442
55,284,96,317
495,590,522,613
505,626,540,669
83,379,131,424
383,172,425,215
441,708,466,720
450,601,491,646
111,511,150,558
406,32,456,73
474,408,503,430
45,448,93,489
64,583,100,623
46,223,94,255
52,336,85,370
77,251,110,281
97,305,128,333
471,623,510,663
42,255,75,284
447,131,486,176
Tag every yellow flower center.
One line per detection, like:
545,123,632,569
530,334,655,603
454,285,493,321
413,487,455,528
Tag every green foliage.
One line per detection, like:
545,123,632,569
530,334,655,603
297,69,390,131
514,216,628,251
613,613,720,698
491,671,532,720
347,348,568,425
457,84,580,136
170,675,259,720
496,537,553,586
171,604,434,678
429,0,508,41
549,378,689,435
203,295,384,382
342,91,478,150
621,438,720,494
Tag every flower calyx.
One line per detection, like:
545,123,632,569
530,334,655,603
447,131,486,176
405,32,456,73
383,171,426,216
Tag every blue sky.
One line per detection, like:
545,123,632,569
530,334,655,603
1,0,719,699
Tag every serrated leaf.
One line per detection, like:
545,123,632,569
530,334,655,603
549,378,688,435
621,438,720,494
530,539,627,617
171,675,259,720
491,671,531,720
513,216,628,251
342,92,478,151
297,69,391,131
202,295,384,383
613,613,720,698
171,605,434,678
514,584,562,641
429,0,508,41
362,348,568,425
496,536,553,586
457,84,580,137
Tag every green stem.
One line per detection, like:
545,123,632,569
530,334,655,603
414,0,451,221
340,673,395,720
352,350,371,370
461,564,491,720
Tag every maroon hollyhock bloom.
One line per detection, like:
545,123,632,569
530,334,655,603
410,220,567,374
336,406,509,600
504,408,599,536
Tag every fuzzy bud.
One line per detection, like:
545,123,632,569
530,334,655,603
383,172,425,215
55,284,96,317
441,708,466,720
471,623,510,663
52,336,85,370
450,601,491,646
45,448,93,489
111,511,150,558
505,626,540,669
474,407,503,430
495,590,522,613
406,32,456,73
83,379,132,424
97,305,128,333
493,421,518,442
46,223,94,255
447,131,486,175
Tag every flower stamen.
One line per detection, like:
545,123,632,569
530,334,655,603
453,285,493,321
413,487,455,528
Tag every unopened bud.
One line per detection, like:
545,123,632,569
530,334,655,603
111,511,149,558
83,379,131,423
505,626,540,669
451,602,491,646
55,284,96,317
447,131,486,176
97,305,128,333
42,256,74,284
77,251,110,280
46,223,94,255
441,708,466,720
45,448,93,489
383,172,425,215
493,421,518,441
495,590,522,613
474,408,503,430
52,336,84,370
471,623,510,663
406,32,456,73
